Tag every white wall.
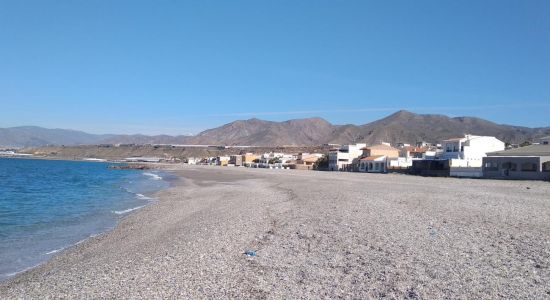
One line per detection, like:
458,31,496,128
328,143,366,171
440,136,504,163
463,137,505,160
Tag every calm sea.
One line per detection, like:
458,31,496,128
0,158,173,281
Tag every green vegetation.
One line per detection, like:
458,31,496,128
314,154,329,170
520,141,532,147
268,158,281,164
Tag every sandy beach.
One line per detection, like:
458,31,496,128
1,165,550,298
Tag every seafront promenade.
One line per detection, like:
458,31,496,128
2,165,549,298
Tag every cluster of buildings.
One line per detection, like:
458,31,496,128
482,142,550,180
4,134,550,181
182,134,550,181
0,149,33,157
187,152,324,170
327,135,550,181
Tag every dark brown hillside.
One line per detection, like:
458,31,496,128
352,110,550,145
2,111,549,148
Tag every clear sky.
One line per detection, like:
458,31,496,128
1,1,549,135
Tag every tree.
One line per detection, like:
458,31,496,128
314,154,329,170
519,141,532,147
268,157,281,164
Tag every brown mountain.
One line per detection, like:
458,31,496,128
184,110,550,146
354,110,549,145
99,134,189,145
184,117,334,146
3,111,549,148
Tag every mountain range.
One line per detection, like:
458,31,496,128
1,111,549,148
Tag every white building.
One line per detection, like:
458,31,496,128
328,143,366,171
358,155,388,173
186,157,200,165
0,150,16,156
260,152,292,164
256,152,296,167
216,156,230,166
439,134,505,167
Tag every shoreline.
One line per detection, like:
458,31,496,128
1,165,549,298
0,162,174,283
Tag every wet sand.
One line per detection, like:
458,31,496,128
1,165,550,298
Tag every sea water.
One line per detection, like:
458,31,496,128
0,158,173,281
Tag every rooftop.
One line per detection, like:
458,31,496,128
361,144,398,151
360,155,386,161
487,144,550,157
442,137,465,142
442,134,485,142
302,156,320,163
402,146,428,153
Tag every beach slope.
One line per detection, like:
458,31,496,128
1,166,549,298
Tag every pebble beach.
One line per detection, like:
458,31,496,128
1,165,549,299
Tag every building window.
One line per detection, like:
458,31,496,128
521,162,537,172
543,162,550,172
460,145,464,152
501,162,517,171
484,162,498,171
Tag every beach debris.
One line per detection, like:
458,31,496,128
526,187,531,189
244,250,257,257
427,223,438,238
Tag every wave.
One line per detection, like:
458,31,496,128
135,193,154,200
112,205,146,215
45,247,65,255
143,172,162,180
3,263,41,277
120,186,133,194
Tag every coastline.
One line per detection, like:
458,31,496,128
0,159,172,282
1,165,549,298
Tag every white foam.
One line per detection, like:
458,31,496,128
45,247,65,255
4,263,41,277
143,172,162,180
121,186,133,193
135,193,153,200
112,205,146,215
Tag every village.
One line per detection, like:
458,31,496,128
171,134,550,181
2,134,549,181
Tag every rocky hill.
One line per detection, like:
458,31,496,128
184,110,550,145
0,126,113,148
184,117,334,146
351,110,549,145
2,111,549,148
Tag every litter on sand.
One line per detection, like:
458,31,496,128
244,250,257,257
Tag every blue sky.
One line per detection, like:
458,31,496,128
1,1,549,135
